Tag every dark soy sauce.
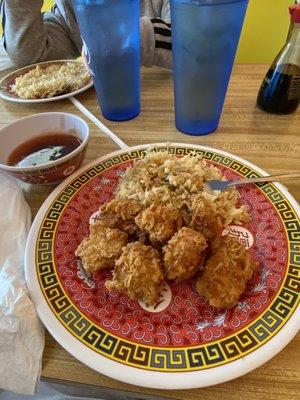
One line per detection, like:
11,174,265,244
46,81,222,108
7,132,82,167
257,63,300,114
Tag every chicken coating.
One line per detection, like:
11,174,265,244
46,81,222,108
99,198,143,237
189,200,224,240
75,223,128,273
135,204,182,244
163,227,207,281
196,235,259,308
105,242,164,306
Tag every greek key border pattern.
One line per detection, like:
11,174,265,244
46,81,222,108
36,147,300,371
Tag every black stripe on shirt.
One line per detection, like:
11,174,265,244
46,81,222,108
151,18,171,28
154,26,171,37
51,3,58,13
155,40,172,50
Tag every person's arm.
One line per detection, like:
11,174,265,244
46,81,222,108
1,0,172,69
141,0,172,70
141,17,172,69
1,0,81,67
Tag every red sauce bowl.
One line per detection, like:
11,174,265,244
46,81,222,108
0,112,89,184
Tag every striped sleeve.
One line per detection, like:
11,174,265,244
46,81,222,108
151,17,172,69
152,18,172,51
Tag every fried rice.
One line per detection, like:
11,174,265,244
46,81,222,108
116,150,249,227
10,62,90,99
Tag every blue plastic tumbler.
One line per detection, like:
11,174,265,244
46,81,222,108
73,0,140,121
170,0,249,135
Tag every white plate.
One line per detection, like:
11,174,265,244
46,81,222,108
0,59,93,104
25,143,300,389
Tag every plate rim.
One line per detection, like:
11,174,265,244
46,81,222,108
25,142,300,389
0,59,93,104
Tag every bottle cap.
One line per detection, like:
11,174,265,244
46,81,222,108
289,4,300,23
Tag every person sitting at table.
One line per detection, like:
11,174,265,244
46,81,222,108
0,0,172,69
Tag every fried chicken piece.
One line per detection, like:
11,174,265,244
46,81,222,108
189,199,224,240
163,227,207,281
105,242,164,306
99,198,143,237
135,204,182,244
196,235,259,308
75,223,128,273
179,205,192,226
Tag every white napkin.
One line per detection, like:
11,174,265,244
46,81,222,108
0,171,45,395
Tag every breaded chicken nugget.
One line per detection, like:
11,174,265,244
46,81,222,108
105,242,164,306
196,235,259,308
189,200,224,240
75,223,128,273
135,204,182,244
100,198,143,236
163,227,207,281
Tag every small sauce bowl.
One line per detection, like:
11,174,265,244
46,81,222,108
0,112,89,184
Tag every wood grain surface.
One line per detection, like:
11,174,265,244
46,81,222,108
1,64,299,400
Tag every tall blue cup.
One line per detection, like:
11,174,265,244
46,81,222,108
73,0,140,121
170,0,249,135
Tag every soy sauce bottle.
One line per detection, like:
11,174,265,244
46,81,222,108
257,4,300,114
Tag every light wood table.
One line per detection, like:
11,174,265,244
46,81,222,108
1,64,299,400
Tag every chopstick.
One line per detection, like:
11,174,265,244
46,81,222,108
69,96,129,150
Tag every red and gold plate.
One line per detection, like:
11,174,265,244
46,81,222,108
25,143,300,389
0,60,93,104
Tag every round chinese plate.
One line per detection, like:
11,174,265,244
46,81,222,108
0,59,93,104
25,143,300,389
